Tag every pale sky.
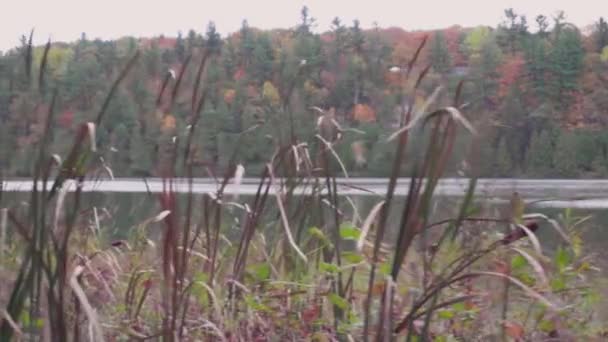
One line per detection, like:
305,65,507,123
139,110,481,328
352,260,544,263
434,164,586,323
1,0,607,52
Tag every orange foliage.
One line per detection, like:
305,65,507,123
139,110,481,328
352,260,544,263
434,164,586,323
503,321,525,340
353,104,376,122
161,114,177,133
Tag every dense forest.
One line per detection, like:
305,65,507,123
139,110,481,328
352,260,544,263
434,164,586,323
1,8,608,178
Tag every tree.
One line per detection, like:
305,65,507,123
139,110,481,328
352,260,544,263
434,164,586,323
602,46,608,62
238,20,255,67
594,17,608,53
130,124,154,176
493,138,513,177
297,6,315,35
549,26,585,109
250,33,274,84
524,35,550,100
500,85,530,168
535,15,549,38
468,33,502,111
187,29,198,52
205,22,223,55
498,8,528,55
0,116,15,171
464,26,491,54
175,31,186,62
330,17,348,69
525,130,553,177
553,131,578,177
109,123,131,174
429,31,451,74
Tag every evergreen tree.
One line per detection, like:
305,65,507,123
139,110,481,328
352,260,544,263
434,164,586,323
429,31,451,74
297,6,315,35
187,29,198,52
525,130,553,177
205,22,223,55
330,17,348,69
144,41,162,77
535,15,549,38
549,26,585,109
0,118,14,171
130,124,154,176
594,17,608,53
524,35,550,100
250,33,274,84
109,123,131,174
238,20,255,67
553,131,578,177
493,138,513,177
498,8,529,55
500,85,530,168
468,34,502,111
175,31,186,62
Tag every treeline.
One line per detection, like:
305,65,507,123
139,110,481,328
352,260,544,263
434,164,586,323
1,8,608,178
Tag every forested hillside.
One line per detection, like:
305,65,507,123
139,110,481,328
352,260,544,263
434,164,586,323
2,8,608,178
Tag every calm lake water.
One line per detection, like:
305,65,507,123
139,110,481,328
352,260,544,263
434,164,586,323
2,178,608,263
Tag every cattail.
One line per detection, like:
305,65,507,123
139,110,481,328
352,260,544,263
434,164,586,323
501,221,540,245
351,140,367,167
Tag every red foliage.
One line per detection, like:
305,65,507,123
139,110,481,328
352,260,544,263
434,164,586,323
138,37,177,50
444,26,467,66
234,66,246,81
384,28,430,65
320,70,336,89
246,85,259,98
497,54,526,98
58,110,74,129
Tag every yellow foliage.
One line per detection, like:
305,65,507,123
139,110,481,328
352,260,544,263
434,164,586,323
465,26,491,53
351,55,367,71
262,81,280,106
601,46,608,62
304,80,317,95
33,46,73,77
224,89,236,105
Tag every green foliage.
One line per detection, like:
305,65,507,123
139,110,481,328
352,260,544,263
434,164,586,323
553,131,578,177
129,125,154,176
595,17,608,53
524,35,550,99
549,27,585,107
525,130,554,176
0,9,606,180
493,138,512,177
468,34,502,111
429,31,451,74
339,223,361,240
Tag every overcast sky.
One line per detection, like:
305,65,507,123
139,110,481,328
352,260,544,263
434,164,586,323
1,0,607,52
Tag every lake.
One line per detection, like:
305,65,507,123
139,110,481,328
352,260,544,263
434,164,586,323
2,177,608,265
